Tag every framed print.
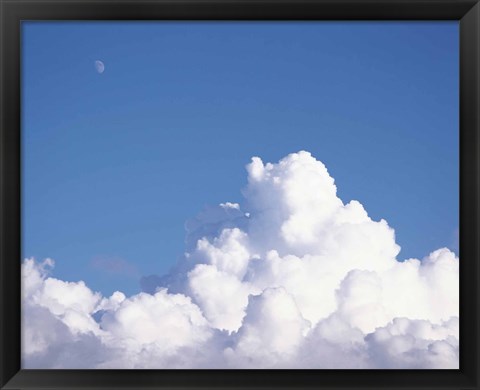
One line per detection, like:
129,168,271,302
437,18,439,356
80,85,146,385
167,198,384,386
1,0,479,389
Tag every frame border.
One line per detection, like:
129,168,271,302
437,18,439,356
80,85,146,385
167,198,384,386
1,1,479,389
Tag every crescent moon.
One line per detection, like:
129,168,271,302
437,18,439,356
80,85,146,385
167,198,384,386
94,60,105,74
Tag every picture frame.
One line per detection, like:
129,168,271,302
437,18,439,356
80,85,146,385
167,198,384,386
1,0,479,388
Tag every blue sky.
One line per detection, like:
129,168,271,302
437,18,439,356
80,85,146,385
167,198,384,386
22,21,458,297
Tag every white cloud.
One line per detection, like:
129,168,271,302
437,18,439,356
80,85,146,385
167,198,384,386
364,317,459,369
22,151,459,369
225,287,311,368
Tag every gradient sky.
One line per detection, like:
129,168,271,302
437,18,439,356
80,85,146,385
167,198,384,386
22,21,459,297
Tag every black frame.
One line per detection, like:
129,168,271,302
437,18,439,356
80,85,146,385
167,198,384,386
1,0,478,389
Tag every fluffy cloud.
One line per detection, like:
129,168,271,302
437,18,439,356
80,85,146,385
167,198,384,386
22,151,459,368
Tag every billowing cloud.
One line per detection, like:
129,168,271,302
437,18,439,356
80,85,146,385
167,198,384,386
22,151,459,368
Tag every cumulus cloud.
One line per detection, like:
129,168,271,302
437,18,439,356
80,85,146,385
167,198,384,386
22,151,459,369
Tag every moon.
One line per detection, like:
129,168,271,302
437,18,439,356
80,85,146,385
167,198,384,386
94,60,105,74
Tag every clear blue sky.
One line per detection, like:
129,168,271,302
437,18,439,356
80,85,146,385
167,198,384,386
22,21,459,297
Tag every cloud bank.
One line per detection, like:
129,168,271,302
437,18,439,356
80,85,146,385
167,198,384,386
22,151,459,369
